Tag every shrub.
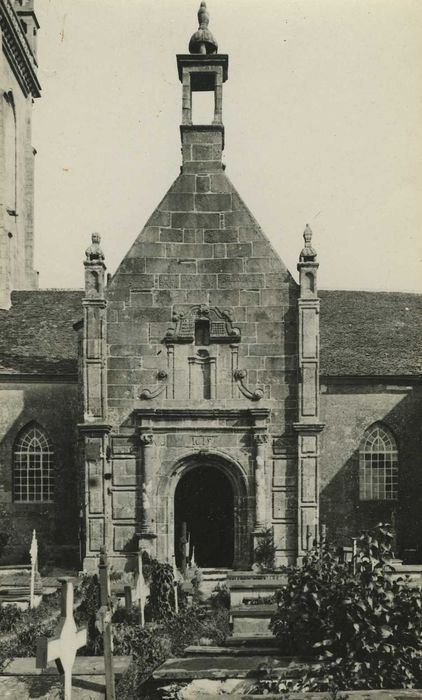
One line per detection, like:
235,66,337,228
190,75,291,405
0,605,23,633
270,524,422,690
254,528,276,572
143,554,176,620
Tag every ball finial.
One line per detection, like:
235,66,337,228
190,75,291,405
189,2,218,54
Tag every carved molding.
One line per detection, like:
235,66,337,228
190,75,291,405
0,0,41,98
166,304,240,344
233,369,264,401
139,370,168,400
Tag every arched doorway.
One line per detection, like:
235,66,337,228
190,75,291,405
175,463,234,568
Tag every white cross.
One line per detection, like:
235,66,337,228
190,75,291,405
36,578,87,700
29,529,38,609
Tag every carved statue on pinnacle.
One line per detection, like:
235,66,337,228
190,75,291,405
85,233,105,263
299,224,317,262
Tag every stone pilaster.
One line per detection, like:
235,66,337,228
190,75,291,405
80,234,110,570
294,225,324,559
79,422,112,570
254,433,268,531
139,432,157,543
82,233,107,422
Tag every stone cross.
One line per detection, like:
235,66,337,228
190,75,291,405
29,529,38,609
36,577,87,700
172,553,179,614
97,547,115,700
125,543,147,625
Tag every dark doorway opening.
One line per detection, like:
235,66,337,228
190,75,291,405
175,464,234,568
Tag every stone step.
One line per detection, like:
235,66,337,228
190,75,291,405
231,604,276,638
224,635,276,647
227,570,285,581
184,644,282,657
152,654,311,682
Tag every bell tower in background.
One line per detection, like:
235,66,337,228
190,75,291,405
0,0,41,308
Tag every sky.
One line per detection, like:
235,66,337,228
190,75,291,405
33,0,422,293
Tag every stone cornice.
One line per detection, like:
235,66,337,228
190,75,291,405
0,373,77,383
0,0,41,98
292,421,325,433
77,422,112,435
135,408,270,422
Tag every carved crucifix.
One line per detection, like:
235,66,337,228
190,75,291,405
36,577,87,700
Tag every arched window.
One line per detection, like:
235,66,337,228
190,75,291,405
13,424,54,503
3,91,17,214
359,423,398,501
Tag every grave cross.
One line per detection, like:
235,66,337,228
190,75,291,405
123,542,146,626
36,577,87,700
29,529,38,609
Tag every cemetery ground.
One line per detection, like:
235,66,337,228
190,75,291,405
0,525,420,699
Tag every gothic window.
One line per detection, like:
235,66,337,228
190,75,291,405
359,423,398,501
13,424,54,503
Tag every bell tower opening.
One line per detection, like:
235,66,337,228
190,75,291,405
174,463,234,568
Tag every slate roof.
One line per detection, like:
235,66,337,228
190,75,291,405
0,288,420,378
0,290,83,376
320,290,422,377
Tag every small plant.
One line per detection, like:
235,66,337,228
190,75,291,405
210,583,230,610
254,528,276,572
324,684,349,700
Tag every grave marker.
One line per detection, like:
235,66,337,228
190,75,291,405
98,547,116,700
29,529,38,609
36,577,87,700
172,553,179,614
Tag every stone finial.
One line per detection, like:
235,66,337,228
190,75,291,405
299,224,317,262
189,2,218,55
85,233,105,263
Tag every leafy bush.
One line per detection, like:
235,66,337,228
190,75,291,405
270,524,422,690
143,554,176,620
0,605,23,633
74,574,102,654
254,528,276,572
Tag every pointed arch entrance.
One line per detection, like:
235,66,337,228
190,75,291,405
161,451,250,570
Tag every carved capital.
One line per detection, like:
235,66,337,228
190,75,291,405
140,433,155,446
254,433,269,446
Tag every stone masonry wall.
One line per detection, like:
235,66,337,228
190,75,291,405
0,381,80,562
320,381,422,559
85,163,300,567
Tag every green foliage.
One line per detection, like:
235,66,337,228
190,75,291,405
0,508,15,558
210,583,230,610
0,605,23,633
0,606,57,670
74,574,102,654
270,524,422,691
254,528,276,572
143,554,176,620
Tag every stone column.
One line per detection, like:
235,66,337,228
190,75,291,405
139,433,157,542
254,433,268,532
294,226,324,562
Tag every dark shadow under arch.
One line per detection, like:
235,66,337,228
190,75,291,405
175,463,234,568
